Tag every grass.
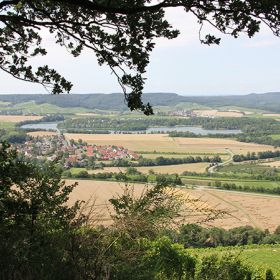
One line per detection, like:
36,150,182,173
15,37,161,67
188,245,280,278
270,134,280,140
217,163,280,175
0,101,11,106
0,121,15,129
154,102,211,112
181,175,280,189
0,101,91,115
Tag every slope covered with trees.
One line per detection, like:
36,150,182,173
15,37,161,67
1,92,280,113
1,1,280,113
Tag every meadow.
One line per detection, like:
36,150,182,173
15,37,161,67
182,175,280,190
0,121,15,129
217,162,280,176
0,101,91,115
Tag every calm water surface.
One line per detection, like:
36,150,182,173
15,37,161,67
21,122,241,135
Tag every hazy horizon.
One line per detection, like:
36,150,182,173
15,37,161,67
0,91,279,97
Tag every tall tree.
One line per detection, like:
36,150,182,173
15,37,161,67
1,1,280,114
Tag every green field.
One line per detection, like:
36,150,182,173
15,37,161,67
189,245,280,278
0,101,11,107
182,175,280,189
217,163,280,175
0,121,15,129
271,134,280,140
0,101,91,115
154,102,211,112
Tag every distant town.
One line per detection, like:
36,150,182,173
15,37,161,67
15,134,139,168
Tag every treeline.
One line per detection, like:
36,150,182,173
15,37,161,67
169,131,235,138
64,168,183,186
17,114,64,127
64,155,221,170
2,92,280,112
182,169,280,181
236,134,280,148
212,181,280,196
0,129,29,144
61,129,111,134
107,155,222,168
171,224,280,248
233,150,280,162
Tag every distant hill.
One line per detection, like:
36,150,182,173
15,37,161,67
0,92,280,112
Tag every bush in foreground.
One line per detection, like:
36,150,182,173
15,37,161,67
0,142,275,279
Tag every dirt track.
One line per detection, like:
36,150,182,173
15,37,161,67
67,180,280,231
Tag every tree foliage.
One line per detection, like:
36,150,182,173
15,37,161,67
1,1,280,114
0,142,81,278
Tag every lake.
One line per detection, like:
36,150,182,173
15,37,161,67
20,122,59,131
20,122,241,135
146,126,242,135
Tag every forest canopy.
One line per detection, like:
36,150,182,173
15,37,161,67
1,1,280,114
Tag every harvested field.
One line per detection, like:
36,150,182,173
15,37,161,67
174,137,275,154
82,163,208,175
190,188,280,231
64,133,274,154
136,163,209,174
27,131,58,137
67,180,280,231
193,109,244,118
0,115,43,123
64,133,175,152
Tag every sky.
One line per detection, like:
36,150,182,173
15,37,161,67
1,8,280,96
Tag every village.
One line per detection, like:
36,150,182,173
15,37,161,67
15,134,139,168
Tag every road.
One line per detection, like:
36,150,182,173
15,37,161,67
208,148,234,173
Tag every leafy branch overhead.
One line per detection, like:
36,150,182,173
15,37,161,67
1,1,280,114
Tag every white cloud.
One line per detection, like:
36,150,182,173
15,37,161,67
155,8,200,49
